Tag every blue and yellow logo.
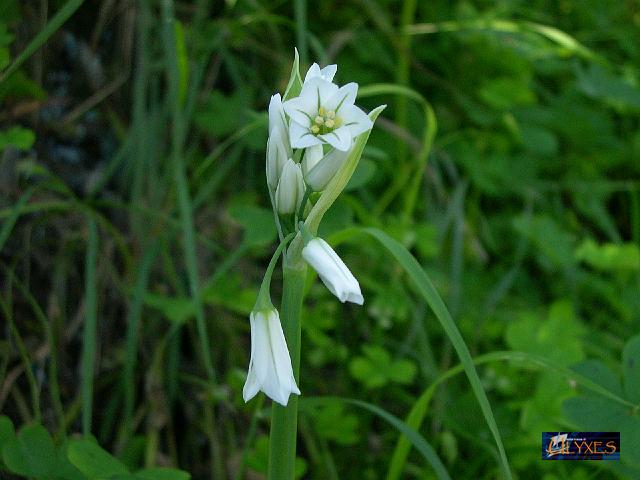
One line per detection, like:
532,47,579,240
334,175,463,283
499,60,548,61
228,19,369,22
542,432,620,460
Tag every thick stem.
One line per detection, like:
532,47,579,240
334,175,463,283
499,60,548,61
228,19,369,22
268,258,306,480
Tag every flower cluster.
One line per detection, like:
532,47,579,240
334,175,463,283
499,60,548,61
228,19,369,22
243,59,380,406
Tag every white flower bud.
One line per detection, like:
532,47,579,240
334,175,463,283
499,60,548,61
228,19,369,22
267,127,289,190
302,237,363,305
301,144,324,178
304,147,348,191
275,159,304,215
243,309,301,406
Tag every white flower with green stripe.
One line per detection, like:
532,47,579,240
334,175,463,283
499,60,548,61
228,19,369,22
282,64,373,152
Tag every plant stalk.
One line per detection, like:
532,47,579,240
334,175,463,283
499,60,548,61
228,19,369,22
268,257,306,480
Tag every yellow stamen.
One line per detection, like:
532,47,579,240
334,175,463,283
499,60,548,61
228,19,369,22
334,117,343,127
325,119,335,129
318,107,326,116
327,110,336,119
315,116,324,125
310,125,320,134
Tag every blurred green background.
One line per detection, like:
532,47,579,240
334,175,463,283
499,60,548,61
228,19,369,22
1,0,639,479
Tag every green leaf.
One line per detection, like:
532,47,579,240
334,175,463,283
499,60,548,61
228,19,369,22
0,187,35,252
345,157,376,191
505,300,584,364
386,350,635,480
228,203,277,247
134,467,191,480
576,64,640,110
563,396,640,465
144,293,194,324
0,416,15,467
2,424,56,478
349,346,416,389
194,89,252,137
67,438,129,479
1,0,85,82
0,126,35,151
310,403,360,446
575,239,640,272
302,397,451,480
512,214,576,270
336,227,512,479
174,21,188,105
282,48,302,101
479,77,535,110
623,335,640,404
572,360,623,398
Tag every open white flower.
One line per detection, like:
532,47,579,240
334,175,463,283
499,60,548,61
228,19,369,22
267,94,292,190
282,68,373,152
302,237,364,305
275,158,305,214
243,309,301,406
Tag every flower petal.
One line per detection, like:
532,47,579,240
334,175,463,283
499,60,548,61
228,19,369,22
268,93,287,134
283,77,338,126
305,63,338,82
324,82,358,114
342,105,374,138
318,126,352,151
290,121,322,149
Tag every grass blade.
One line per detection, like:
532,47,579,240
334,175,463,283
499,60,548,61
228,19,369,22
0,188,35,251
301,396,451,480
0,0,85,82
386,350,637,479
336,227,513,479
81,218,99,435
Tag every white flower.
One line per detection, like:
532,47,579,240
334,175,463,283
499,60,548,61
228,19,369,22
282,67,373,152
304,146,349,191
243,309,301,406
275,158,305,214
302,238,364,305
267,94,292,190
304,63,337,83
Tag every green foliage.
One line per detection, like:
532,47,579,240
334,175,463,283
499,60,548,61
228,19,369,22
0,126,35,151
350,345,417,388
563,336,640,466
246,436,307,479
0,417,190,480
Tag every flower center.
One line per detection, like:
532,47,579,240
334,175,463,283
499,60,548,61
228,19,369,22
310,106,343,135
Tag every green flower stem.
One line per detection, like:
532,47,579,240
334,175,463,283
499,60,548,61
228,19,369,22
268,256,307,480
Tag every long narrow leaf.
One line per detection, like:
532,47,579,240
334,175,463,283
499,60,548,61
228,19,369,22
337,227,513,479
301,397,451,480
81,218,99,435
386,350,636,480
1,0,85,82
0,188,34,251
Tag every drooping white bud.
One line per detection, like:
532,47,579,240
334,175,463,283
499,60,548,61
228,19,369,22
243,308,301,406
302,237,363,305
